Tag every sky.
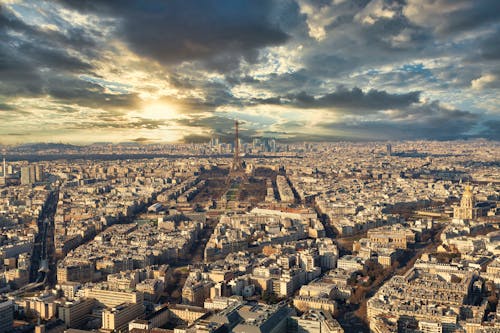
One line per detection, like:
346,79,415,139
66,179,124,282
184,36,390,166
0,0,499,144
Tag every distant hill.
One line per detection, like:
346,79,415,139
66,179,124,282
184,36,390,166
17,143,80,150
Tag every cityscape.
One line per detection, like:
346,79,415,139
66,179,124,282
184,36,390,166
0,1,499,333
0,132,499,333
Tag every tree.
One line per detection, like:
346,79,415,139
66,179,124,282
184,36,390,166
261,290,279,304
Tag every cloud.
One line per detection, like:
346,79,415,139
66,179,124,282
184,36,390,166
296,0,340,41
321,101,481,140
177,116,239,136
475,120,500,140
252,86,421,113
56,0,290,71
403,0,500,35
0,0,499,143
354,0,399,26
290,86,421,111
250,97,283,105
69,117,167,130
6,133,28,136
0,3,109,102
130,137,157,143
471,74,500,90
0,102,15,111
176,115,262,142
47,78,141,110
180,134,212,143
478,30,500,60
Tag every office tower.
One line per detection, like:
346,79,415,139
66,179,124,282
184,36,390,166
21,166,32,185
21,164,41,185
386,144,392,156
270,139,276,153
0,157,5,186
0,299,13,333
35,164,44,182
29,164,36,183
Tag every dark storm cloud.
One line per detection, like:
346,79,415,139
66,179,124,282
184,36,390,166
386,101,477,123
290,87,421,111
404,0,500,36
478,30,500,61
16,43,92,72
321,101,480,140
0,102,15,111
475,120,500,141
241,70,325,97
57,0,290,71
252,86,421,112
1,0,499,143
0,43,91,96
360,18,430,52
0,6,85,87
0,5,93,76
0,4,139,110
299,14,433,81
0,4,98,51
48,77,141,110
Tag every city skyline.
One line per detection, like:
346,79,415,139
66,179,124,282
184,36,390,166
1,140,498,333
0,0,499,144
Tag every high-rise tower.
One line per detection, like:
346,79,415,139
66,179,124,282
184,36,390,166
227,120,248,183
0,156,5,186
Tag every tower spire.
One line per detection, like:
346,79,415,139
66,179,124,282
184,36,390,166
235,120,239,157
227,119,247,183
1,151,5,186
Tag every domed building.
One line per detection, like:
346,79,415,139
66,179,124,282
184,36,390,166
453,185,480,220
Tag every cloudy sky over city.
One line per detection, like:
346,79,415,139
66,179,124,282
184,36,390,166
0,0,499,144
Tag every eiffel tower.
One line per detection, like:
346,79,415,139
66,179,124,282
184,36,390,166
227,120,248,183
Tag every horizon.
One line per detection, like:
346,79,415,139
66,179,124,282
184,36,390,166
0,0,499,144
1,137,498,149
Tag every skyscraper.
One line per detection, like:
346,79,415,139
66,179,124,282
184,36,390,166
270,139,277,153
21,166,31,185
0,299,13,333
35,164,44,182
0,157,5,186
21,165,36,185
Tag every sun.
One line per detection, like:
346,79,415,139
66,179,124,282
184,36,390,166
136,102,179,121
